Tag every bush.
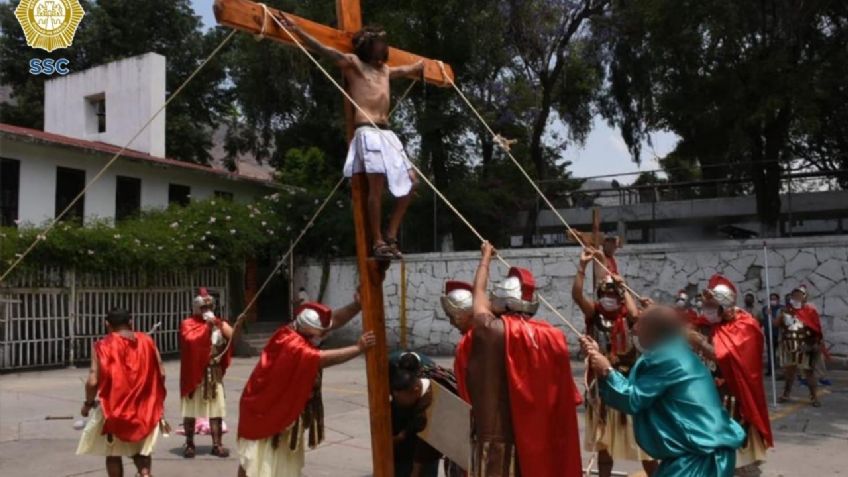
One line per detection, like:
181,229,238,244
0,188,353,274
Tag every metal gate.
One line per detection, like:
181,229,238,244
0,267,229,370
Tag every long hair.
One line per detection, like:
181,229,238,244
352,25,388,63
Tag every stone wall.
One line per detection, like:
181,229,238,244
296,235,848,356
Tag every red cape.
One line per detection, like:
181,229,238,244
95,332,166,442
453,330,473,403
179,316,232,397
712,310,773,447
503,315,583,477
238,326,321,440
793,305,823,337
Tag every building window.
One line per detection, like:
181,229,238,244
214,190,234,201
1,158,20,227
86,94,106,134
115,176,141,221
55,166,86,223
168,184,191,207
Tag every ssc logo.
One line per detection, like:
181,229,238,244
14,0,85,52
29,58,70,75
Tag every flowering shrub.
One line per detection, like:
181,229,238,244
0,188,354,273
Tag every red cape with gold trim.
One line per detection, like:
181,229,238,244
712,309,773,447
95,332,166,442
238,326,321,440
179,316,232,397
453,330,473,403
793,305,823,338
503,315,583,477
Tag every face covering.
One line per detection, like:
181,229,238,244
703,307,721,324
202,310,215,322
632,335,646,353
309,336,324,347
770,300,779,307
675,299,686,309
790,299,803,310
599,297,620,312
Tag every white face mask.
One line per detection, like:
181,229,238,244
309,336,323,347
770,300,779,307
202,310,215,322
790,299,803,310
675,299,686,309
599,297,620,312
632,336,646,353
695,300,703,309
703,307,721,324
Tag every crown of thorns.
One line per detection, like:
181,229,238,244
353,29,387,47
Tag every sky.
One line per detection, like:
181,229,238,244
190,1,678,183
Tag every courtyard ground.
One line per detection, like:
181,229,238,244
1,356,845,476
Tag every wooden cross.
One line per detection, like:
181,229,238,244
213,1,455,475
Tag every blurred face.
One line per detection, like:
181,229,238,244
603,239,617,256
701,297,722,323
598,291,621,312
634,307,678,350
391,380,422,408
790,291,805,309
372,39,388,64
744,295,754,306
297,324,327,346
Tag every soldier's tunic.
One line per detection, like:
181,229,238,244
584,303,650,462
179,315,232,419
778,304,824,372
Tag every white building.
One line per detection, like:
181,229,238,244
0,53,277,227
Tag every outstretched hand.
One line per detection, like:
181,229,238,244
358,331,377,351
274,11,296,30
480,241,496,260
579,247,602,266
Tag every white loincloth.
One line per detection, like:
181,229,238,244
238,423,304,477
343,126,413,197
181,382,227,419
76,407,160,457
584,402,651,461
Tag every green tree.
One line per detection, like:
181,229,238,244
599,0,848,236
0,0,229,164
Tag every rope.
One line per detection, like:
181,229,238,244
388,80,418,118
0,30,238,284
213,177,345,361
436,61,644,301
261,8,583,337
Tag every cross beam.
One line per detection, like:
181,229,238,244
214,1,456,476
213,0,455,85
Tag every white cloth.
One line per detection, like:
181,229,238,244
736,426,768,468
238,424,304,477
180,382,227,418
343,126,413,197
76,407,160,457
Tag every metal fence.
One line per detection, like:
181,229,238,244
0,267,229,370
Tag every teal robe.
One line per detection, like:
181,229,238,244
600,337,746,477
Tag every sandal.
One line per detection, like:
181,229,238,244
385,237,403,259
211,445,230,458
183,443,196,459
372,241,396,260
778,394,790,404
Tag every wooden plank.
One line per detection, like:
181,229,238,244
418,380,471,470
213,0,455,86
350,174,395,477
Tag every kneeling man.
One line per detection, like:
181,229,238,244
581,306,745,477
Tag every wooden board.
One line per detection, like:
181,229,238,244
418,381,471,471
213,0,456,86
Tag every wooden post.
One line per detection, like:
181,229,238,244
212,2,455,474
591,207,602,287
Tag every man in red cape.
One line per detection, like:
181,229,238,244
461,242,582,477
777,284,825,406
572,248,656,477
76,309,166,477
237,298,373,477
689,274,774,472
179,288,234,458
440,279,474,403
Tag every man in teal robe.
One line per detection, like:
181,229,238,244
581,305,745,477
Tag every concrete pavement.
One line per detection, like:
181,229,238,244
1,356,845,476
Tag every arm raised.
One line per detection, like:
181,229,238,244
319,331,375,368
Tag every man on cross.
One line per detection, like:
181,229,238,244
278,13,422,260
